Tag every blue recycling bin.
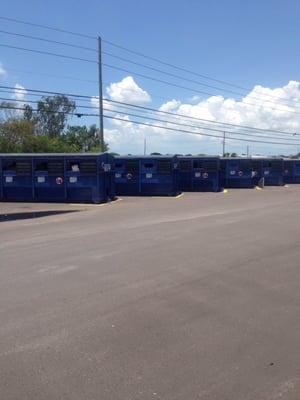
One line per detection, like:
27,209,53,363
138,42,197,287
261,158,284,186
220,158,255,188
34,156,66,202
0,155,34,201
114,157,140,195
283,159,300,184
178,156,221,192
114,155,179,196
65,153,114,203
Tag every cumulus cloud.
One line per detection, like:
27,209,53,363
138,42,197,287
175,80,300,134
103,80,300,155
159,99,181,112
0,62,6,77
106,76,151,104
13,84,27,100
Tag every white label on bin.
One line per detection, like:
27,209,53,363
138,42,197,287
5,176,13,183
69,176,77,183
103,163,111,172
146,173,152,178
71,164,79,172
115,173,121,178
37,176,45,183
264,170,269,175
195,172,201,178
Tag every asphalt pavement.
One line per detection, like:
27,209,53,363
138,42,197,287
1,186,300,400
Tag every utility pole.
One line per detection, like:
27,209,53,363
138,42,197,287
247,145,249,157
97,36,104,152
144,137,147,155
223,131,226,156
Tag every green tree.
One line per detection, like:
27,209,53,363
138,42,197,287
0,118,35,148
25,95,76,137
64,125,109,152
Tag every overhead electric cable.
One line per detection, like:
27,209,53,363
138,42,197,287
1,42,299,115
0,16,95,39
0,29,96,51
0,43,96,63
1,103,300,146
2,96,298,141
0,84,297,136
0,15,297,105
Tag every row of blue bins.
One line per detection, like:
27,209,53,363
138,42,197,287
1,154,300,202
0,153,115,203
114,156,298,196
220,158,300,187
220,158,285,188
178,157,296,191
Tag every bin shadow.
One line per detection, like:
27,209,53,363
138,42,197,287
0,210,79,222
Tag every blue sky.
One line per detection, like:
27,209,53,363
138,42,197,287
0,0,300,155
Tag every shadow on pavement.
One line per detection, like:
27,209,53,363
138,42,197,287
0,210,79,222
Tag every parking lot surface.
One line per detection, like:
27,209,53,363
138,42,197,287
1,187,300,400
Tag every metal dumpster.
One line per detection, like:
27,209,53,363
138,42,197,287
0,155,34,201
178,156,221,192
114,155,180,196
262,158,284,186
114,157,140,195
0,153,115,203
34,156,66,202
283,159,300,184
65,153,114,203
220,158,255,188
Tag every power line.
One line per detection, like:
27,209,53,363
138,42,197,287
2,30,298,109
0,30,300,106
0,16,95,40
3,29,281,106
1,91,293,138
0,84,298,136
102,107,300,142
2,95,299,142
2,41,300,116
2,68,172,102
1,102,299,146
104,106,299,141
103,64,300,116
0,43,97,64
103,51,300,109
0,29,96,52
102,40,300,106
0,14,298,107
104,99,299,136
104,115,300,146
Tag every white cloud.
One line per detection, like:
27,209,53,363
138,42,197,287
90,95,99,108
103,80,300,155
13,84,27,100
106,76,151,104
159,99,181,112
175,80,300,135
0,62,6,77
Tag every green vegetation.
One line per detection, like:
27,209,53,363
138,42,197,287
0,95,109,153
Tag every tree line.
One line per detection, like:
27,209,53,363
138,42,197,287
0,95,109,153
